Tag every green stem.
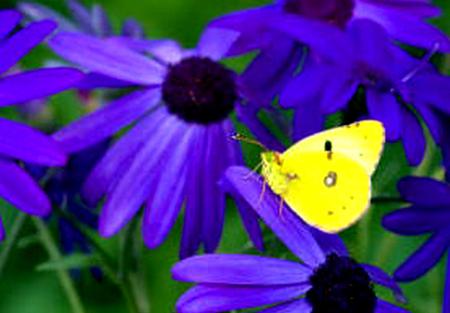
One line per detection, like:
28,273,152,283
0,213,27,277
33,218,85,313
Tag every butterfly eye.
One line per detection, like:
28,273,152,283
324,171,337,187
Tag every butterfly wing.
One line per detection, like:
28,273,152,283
282,120,385,175
280,151,371,233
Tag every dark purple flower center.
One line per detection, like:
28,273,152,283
283,0,355,27
161,56,237,124
306,253,376,313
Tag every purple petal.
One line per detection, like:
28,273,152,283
180,127,208,259
394,229,450,281
173,254,312,285
209,6,279,55
362,264,406,303
445,252,450,313
259,298,312,313
268,13,352,64
142,125,197,249
383,206,450,235
0,158,50,216
366,90,402,141
91,5,113,37
223,166,326,268
121,19,145,39
375,299,409,313
75,72,135,90
320,73,357,114
82,108,168,205
0,10,22,40
0,68,83,107
0,20,56,75
53,88,160,153
177,284,309,313
309,227,349,256
201,124,228,253
292,101,324,141
50,32,166,85
18,2,77,32
401,107,425,166
197,28,239,61
0,118,66,166
398,176,450,206
354,1,450,52
240,35,303,106
66,0,94,34
99,115,187,237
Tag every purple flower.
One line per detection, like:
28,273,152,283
172,166,407,313
0,10,83,239
209,0,449,107
281,19,450,165
383,177,450,313
48,28,268,258
19,0,144,38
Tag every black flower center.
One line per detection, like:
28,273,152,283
283,0,355,27
306,253,376,313
161,56,238,124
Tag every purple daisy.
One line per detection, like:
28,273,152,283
281,18,450,165
0,10,83,239
173,166,407,313
383,177,450,312
209,0,449,108
48,28,267,258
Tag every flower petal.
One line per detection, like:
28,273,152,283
173,254,312,286
53,88,161,153
0,158,50,216
176,284,309,313
99,115,186,237
66,0,94,33
91,5,113,37
383,206,450,235
121,18,145,39
401,107,426,166
0,20,56,75
362,264,406,303
292,100,324,141
223,166,325,268
180,127,208,259
0,10,22,40
82,108,168,205
141,125,197,249
394,230,450,281
0,217,5,241
398,176,450,207
0,118,66,166
50,32,165,85
259,298,312,313
197,28,239,61
366,90,402,141
0,68,83,107
445,252,450,313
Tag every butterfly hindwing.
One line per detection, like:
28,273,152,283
280,151,371,233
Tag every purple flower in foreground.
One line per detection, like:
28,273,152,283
383,177,450,313
48,28,267,258
19,0,144,38
281,18,450,165
0,10,83,239
173,166,407,313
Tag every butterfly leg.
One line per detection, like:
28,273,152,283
256,178,267,209
277,196,285,222
244,162,263,181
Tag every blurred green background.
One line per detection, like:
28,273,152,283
0,0,449,312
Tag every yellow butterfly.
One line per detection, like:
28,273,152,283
260,120,385,233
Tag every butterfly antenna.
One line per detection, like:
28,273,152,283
402,42,440,83
231,133,267,150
